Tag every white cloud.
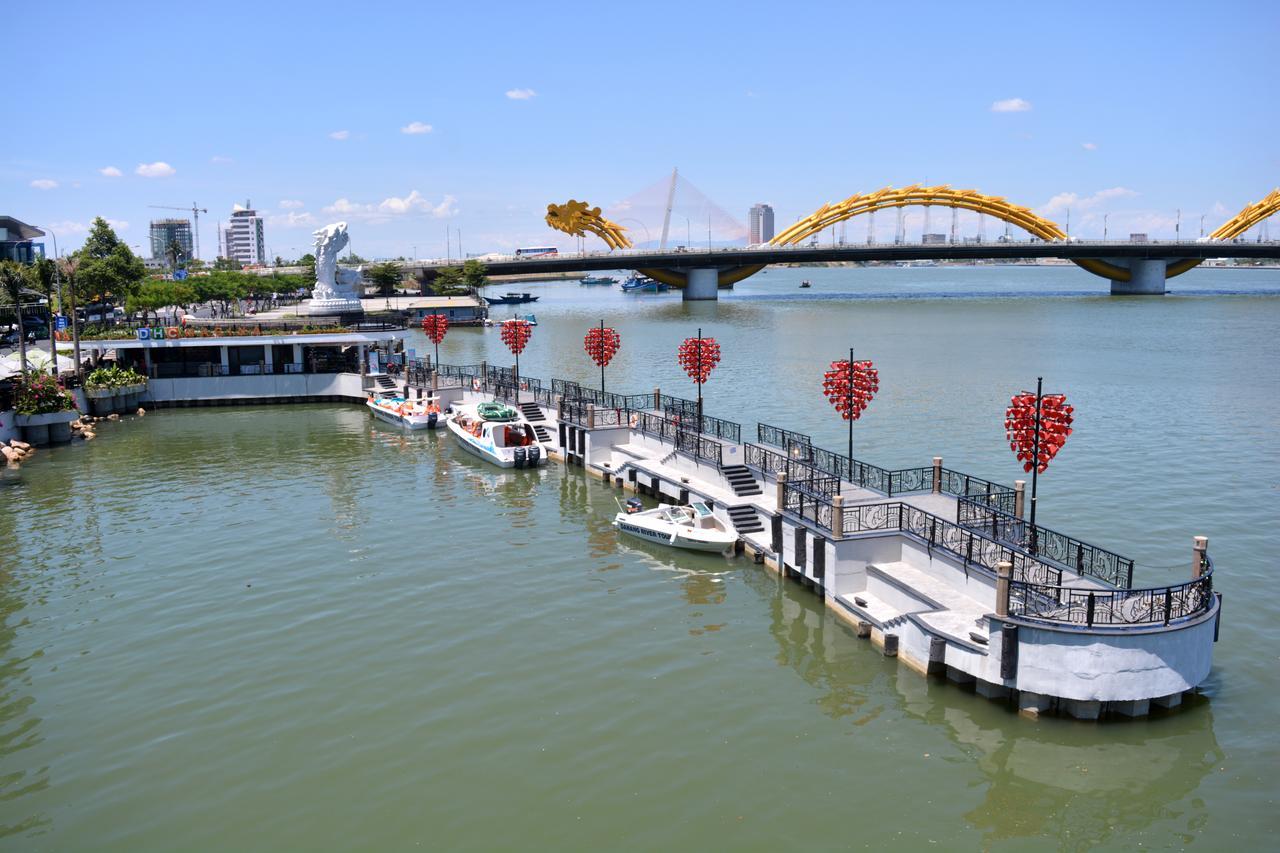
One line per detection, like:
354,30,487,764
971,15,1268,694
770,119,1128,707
329,130,350,140
505,88,537,100
30,178,58,190
1040,187,1138,216
99,166,123,177
401,121,433,135
1211,201,1229,216
107,219,130,231
322,190,458,221
1081,142,1098,151
135,161,176,177
990,97,1032,113
279,199,305,209
47,220,89,234
267,211,317,227
211,155,233,164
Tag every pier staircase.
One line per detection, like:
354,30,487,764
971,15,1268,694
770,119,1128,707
726,504,765,535
519,402,553,443
721,464,763,497
372,375,398,393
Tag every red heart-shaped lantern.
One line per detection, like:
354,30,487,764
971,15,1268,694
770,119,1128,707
421,314,449,345
500,318,533,356
823,359,879,421
677,336,721,384
584,326,621,368
1005,391,1074,474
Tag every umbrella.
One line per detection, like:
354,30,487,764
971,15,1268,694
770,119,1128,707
0,349,78,375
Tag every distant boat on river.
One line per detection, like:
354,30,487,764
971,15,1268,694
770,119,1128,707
483,292,540,305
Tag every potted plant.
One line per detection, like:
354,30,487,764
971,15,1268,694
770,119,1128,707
84,365,149,414
13,372,79,445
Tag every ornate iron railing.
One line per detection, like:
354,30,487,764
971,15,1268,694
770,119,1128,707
757,423,813,452
630,410,723,467
782,480,835,530
807,446,892,492
956,499,1135,588
1009,556,1213,626
562,401,628,428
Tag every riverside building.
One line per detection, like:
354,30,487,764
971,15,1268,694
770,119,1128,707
222,202,266,266
748,203,775,244
149,218,194,264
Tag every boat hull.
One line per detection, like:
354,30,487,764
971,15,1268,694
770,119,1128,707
445,416,544,468
613,514,737,552
367,401,438,430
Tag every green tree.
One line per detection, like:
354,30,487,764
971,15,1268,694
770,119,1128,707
166,238,186,270
297,253,316,281
76,217,146,304
27,257,59,374
0,261,31,371
461,259,489,290
127,279,196,323
340,252,368,265
212,256,243,271
431,266,468,296
365,261,403,297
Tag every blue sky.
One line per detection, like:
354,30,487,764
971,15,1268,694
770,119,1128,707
7,0,1278,259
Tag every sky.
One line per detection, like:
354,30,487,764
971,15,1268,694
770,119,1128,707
6,0,1279,260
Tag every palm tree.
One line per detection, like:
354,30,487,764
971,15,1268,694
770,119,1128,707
29,257,60,375
0,260,30,374
166,238,186,270
58,256,83,377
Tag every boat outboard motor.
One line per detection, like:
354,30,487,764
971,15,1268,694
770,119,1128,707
513,446,527,469
527,444,541,466
427,412,438,429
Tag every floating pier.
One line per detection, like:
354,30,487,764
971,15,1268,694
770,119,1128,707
406,361,1220,720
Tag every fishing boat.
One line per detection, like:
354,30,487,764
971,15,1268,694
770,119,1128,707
612,499,738,553
620,274,668,293
799,280,811,288
483,292,541,306
366,394,442,430
580,275,615,286
445,401,545,468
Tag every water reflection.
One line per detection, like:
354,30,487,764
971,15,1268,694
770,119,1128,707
743,569,1223,844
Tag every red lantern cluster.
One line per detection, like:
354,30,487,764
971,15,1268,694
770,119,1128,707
822,359,879,421
499,318,533,355
421,314,449,344
584,326,621,368
677,336,721,384
1006,392,1074,474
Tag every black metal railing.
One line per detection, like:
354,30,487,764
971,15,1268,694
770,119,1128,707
757,422,814,453
630,410,723,467
808,446,893,493
662,410,740,444
1009,556,1213,627
561,400,628,428
956,499,1135,588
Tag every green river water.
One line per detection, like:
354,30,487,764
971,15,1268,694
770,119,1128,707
1,266,1277,850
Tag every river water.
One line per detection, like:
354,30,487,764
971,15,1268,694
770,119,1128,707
1,266,1277,849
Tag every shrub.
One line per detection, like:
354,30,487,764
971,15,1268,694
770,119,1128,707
84,365,148,391
13,372,77,416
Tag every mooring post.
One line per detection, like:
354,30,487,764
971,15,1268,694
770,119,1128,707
1192,536,1209,578
1014,480,1026,518
996,560,1012,617
776,470,788,513
932,456,943,494
832,494,845,540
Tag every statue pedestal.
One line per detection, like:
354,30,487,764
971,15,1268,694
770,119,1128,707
300,297,364,315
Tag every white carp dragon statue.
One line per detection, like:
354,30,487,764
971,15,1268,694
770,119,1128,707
307,221,364,313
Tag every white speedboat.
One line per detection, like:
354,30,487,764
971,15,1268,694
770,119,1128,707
445,401,545,468
613,499,738,553
366,394,443,430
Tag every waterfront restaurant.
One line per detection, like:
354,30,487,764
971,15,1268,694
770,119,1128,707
75,322,406,406
373,295,488,325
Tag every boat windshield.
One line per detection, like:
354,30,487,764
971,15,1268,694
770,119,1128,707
689,502,712,518
663,508,694,525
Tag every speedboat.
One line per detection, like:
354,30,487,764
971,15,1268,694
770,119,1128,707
445,401,544,468
613,499,738,553
799,280,811,288
366,394,442,430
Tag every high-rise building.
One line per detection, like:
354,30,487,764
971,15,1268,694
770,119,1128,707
149,218,194,264
222,201,266,266
748,203,775,245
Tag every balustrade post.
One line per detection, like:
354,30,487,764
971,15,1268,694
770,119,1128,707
653,387,661,412
1192,535,1209,579
776,471,788,513
1014,480,1026,518
832,495,845,540
996,560,1012,617
587,403,596,429
556,395,564,423
932,456,942,494
480,360,488,391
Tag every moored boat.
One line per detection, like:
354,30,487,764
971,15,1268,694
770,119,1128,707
366,394,442,430
620,274,668,293
483,292,541,305
445,401,545,468
580,275,616,286
613,499,738,553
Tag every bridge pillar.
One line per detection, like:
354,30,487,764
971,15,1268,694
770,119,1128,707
683,268,720,301
1105,258,1169,295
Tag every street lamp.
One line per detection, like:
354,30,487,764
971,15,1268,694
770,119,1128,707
1176,209,1181,242
1103,213,1108,241
1200,215,1206,239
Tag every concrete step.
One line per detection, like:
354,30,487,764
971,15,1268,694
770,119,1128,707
726,505,764,534
532,425,552,443
519,402,546,422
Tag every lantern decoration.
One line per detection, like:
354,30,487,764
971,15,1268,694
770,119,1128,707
676,329,721,432
822,350,879,461
1004,377,1073,530
499,318,534,391
421,314,449,369
583,321,621,393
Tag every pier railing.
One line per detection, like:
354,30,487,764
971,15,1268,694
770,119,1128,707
630,410,723,467
551,380,651,412
758,423,813,453
1009,555,1213,627
957,499,1135,588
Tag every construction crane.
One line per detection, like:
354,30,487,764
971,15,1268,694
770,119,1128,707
148,202,208,259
